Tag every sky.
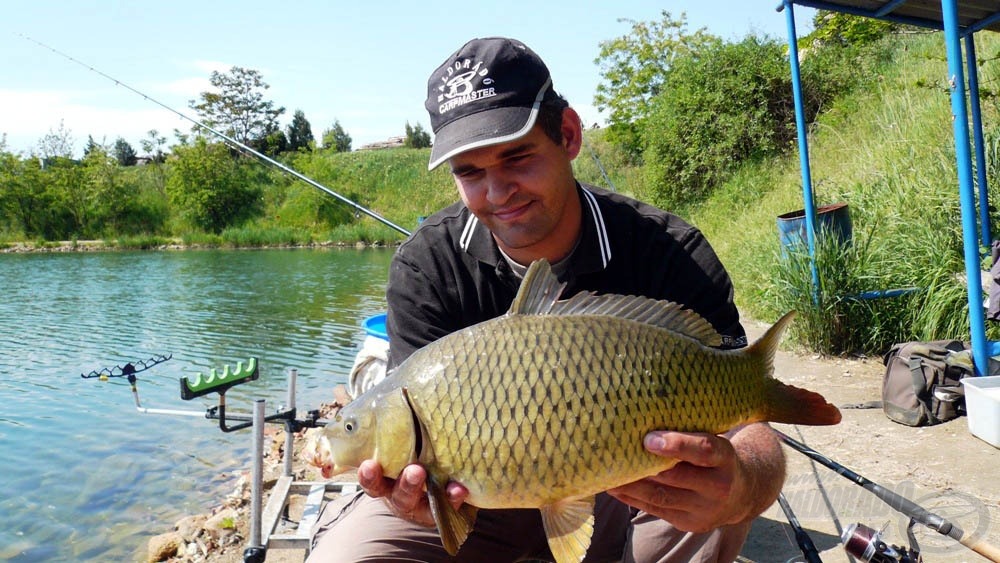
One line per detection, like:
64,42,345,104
0,1,815,158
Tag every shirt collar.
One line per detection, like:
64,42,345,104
460,184,612,274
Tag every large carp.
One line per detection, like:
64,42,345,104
309,259,840,563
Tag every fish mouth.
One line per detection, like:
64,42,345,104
304,434,341,478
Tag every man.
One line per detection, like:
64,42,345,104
309,36,785,562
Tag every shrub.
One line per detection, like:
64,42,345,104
642,35,793,207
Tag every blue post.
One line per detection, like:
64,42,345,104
783,0,821,303
943,0,989,375
965,34,991,249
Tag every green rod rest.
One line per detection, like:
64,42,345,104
180,357,259,400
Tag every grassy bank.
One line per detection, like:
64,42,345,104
687,31,1000,352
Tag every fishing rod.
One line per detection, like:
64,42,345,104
18,33,412,237
775,430,1000,562
776,492,824,563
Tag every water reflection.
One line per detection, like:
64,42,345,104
0,247,393,560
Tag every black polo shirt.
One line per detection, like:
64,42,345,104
385,183,746,370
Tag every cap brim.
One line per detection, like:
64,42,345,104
427,104,539,170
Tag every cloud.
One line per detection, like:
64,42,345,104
0,86,193,156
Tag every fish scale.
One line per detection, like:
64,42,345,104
312,259,841,563
404,314,762,508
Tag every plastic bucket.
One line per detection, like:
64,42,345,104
776,203,852,252
363,313,388,341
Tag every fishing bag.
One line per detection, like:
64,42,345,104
881,340,970,426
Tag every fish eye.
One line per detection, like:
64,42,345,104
344,418,356,433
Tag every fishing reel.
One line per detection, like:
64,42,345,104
843,522,922,563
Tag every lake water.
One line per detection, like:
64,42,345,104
0,248,394,561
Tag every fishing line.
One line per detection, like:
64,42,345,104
17,33,411,236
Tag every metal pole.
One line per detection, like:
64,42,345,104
965,34,991,249
284,369,297,477
782,0,821,304
249,399,265,549
941,0,989,376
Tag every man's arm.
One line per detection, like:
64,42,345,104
606,422,785,532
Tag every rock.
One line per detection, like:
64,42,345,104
147,531,184,562
204,507,240,540
176,514,208,542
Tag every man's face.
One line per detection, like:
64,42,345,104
447,111,583,264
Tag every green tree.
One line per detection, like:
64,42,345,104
810,10,896,47
322,120,352,152
82,145,129,234
286,109,314,152
189,66,285,147
140,129,168,163
0,152,50,237
37,120,76,161
113,137,138,166
642,36,792,207
404,122,431,149
139,129,168,196
83,135,102,160
593,11,720,155
252,125,288,157
167,138,261,232
40,156,88,238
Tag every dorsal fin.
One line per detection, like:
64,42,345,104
508,258,568,316
508,260,723,347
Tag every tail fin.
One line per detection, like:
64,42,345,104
761,381,842,425
749,311,841,426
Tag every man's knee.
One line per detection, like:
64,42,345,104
307,492,445,562
625,512,752,563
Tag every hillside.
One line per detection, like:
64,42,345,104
680,31,1000,348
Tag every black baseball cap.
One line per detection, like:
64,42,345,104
425,37,555,170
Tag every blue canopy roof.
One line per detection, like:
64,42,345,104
788,0,1000,33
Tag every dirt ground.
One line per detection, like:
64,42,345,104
171,318,1000,563
741,319,1000,563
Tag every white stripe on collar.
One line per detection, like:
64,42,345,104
460,214,479,251
582,188,611,267
460,189,611,266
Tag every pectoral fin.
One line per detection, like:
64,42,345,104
426,472,478,555
539,496,595,563
402,388,478,555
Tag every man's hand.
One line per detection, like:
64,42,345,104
357,460,469,527
607,423,784,533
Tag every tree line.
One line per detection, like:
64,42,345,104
0,65,433,241
0,10,893,242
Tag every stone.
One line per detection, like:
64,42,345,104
176,513,207,542
203,507,240,540
146,531,183,562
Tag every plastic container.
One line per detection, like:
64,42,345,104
363,313,388,341
962,375,1000,448
776,202,853,253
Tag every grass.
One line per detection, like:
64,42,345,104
112,235,174,250
686,31,1000,352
